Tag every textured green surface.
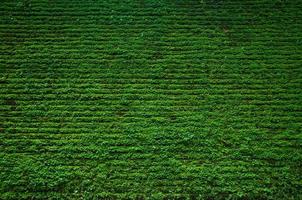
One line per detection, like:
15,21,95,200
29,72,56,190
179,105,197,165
1,0,302,199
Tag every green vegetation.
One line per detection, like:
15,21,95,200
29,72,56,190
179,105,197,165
0,0,301,199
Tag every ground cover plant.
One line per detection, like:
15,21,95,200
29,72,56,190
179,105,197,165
0,0,302,199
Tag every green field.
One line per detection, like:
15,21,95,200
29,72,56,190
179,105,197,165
1,0,302,199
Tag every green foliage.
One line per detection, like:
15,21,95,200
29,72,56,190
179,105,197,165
0,0,302,199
